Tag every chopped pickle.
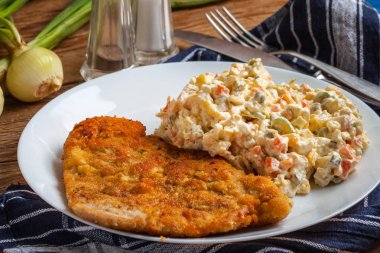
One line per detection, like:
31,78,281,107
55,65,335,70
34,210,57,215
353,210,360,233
272,117,295,134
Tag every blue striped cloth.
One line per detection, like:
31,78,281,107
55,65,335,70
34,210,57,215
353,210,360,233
250,0,380,85
368,0,380,12
169,0,380,85
1,184,379,253
1,0,380,252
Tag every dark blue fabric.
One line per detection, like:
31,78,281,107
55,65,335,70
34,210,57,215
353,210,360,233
250,0,380,85
368,0,380,12
1,184,379,252
1,0,380,252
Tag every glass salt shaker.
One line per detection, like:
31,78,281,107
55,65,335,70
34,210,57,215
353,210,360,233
132,0,179,65
80,0,136,80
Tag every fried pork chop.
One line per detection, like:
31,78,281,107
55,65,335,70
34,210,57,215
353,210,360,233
63,116,292,237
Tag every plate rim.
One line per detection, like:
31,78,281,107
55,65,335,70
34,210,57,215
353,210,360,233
17,61,380,244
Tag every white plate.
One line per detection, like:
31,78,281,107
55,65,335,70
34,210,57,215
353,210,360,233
18,62,380,244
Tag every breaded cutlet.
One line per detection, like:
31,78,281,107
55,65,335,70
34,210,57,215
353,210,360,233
62,116,292,237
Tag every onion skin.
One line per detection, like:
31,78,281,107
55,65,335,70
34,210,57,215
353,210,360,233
0,86,4,116
6,47,63,102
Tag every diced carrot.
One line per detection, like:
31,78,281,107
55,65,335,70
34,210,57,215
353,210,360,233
273,137,281,145
302,99,308,108
342,160,351,171
281,109,292,119
341,159,356,179
339,144,355,160
265,157,280,174
351,136,363,149
271,104,281,112
282,94,294,104
272,136,287,153
250,145,264,155
214,84,230,98
280,157,293,171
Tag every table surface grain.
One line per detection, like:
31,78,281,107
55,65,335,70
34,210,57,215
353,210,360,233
1,1,379,252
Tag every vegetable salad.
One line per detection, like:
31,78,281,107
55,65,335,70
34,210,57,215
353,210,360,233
155,59,369,197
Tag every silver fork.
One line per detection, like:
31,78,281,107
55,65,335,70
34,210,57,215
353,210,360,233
206,7,267,50
207,7,322,61
206,7,380,106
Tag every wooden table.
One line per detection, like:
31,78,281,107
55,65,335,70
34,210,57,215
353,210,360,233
0,0,287,194
1,1,379,252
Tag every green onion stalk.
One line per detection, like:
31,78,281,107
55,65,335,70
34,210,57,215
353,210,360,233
0,0,30,82
0,0,29,113
0,0,29,18
0,0,91,102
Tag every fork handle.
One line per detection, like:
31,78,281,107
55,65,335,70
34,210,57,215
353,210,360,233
272,50,380,104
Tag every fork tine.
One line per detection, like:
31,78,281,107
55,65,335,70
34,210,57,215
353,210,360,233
208,11,250,47
221,6,266,47
205,13,232,42
214,9,261,48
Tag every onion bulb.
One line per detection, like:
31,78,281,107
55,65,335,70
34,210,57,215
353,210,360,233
6,47,63,102
0,86,4,116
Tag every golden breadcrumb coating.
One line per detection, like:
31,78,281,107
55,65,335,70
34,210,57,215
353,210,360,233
62,116,292,237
